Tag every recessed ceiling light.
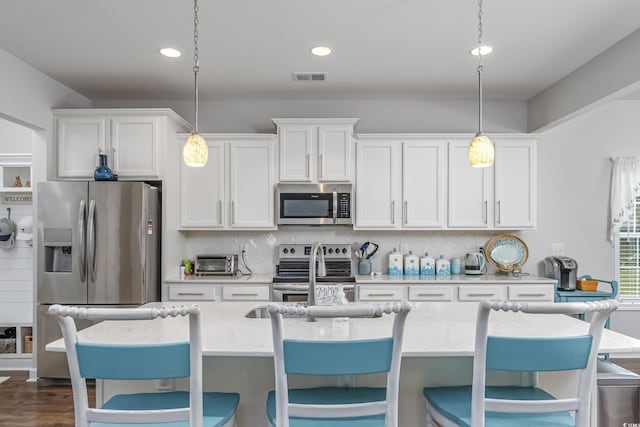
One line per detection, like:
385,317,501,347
470,45,493,56
160,47,182,58
310,46,332,57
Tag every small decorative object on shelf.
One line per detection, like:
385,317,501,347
94,153,115,181
12,176,22,187
25,180,31,188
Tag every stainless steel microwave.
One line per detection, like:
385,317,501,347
277,183,353,225
195,254,238,276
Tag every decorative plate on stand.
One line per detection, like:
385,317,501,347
485,234,529,272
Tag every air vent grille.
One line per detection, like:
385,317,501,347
292,72,328,81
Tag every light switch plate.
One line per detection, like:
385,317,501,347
552,243,565,255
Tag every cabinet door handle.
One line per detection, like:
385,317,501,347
468,292,496,297
305,153,310,179
483,200,488,224
404,200,408,225
497,200,501,224
368,293,396,297
231,293,259,297
231,201,235,225
417,293,445,297
391,201,395,224
178,292,205,296
517,293,546,297
319,153,323,180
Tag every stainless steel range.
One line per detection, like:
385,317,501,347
272,243,355,302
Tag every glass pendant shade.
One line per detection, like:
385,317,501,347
183,133,208,167
468,134,494,168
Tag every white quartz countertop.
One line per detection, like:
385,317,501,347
355,274,555,284
47,301,639,357
165,274,555,285
165,274,273,283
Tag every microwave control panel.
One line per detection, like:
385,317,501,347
337,193,351,218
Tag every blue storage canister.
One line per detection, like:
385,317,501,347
404,251,419,275
436,255,451,276
388,248,403,276
420,252,435,275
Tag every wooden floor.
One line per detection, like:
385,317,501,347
1,360,639,426
0,371,94,427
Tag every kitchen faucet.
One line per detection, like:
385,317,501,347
307,241,327,321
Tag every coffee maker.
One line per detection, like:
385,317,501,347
543,256,578,290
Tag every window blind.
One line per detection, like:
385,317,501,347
619,195,640,299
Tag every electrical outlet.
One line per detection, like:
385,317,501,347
240,243,248,254
156,378,174,390
552,243,565,255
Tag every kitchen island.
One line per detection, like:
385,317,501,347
47,301,640,426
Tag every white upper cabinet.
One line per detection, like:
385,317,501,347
53,109,190,180
179,140,225,228
355,136,446,230
402,141,446,228
447,137,537,229
274,118,358,183
494,139,537,228
229,141,276,228
355,140,400,228
178,134,277,230
448,140,493,228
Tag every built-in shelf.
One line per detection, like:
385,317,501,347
0,324,32,359
0,154,32,194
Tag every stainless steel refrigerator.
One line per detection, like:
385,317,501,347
36,181,160,380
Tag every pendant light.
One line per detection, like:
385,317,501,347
183,0,208,167
468,0,494,168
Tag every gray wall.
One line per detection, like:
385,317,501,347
93,99,528,134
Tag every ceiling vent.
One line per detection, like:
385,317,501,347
292,72,328,81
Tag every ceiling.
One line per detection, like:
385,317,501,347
1,0,639,103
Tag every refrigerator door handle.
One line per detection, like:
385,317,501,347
87,199,97,283
78,200,87,283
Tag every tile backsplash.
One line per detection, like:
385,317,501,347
179,228,515,275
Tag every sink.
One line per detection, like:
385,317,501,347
244,305,306,319
244,305,382,319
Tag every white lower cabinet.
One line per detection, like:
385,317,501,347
167,283,271,302
507,285,554,301
168,284,218,301
222,285,270,301
358,286,405,302
457,285,507,302
359,281,554,303
408,285,454,301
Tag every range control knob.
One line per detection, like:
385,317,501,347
290,248,296,254
328,248,334,254
342,248,347,254
283,248,288,254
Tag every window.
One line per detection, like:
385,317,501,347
619,194,640,299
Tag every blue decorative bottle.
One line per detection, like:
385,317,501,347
94,154,114,181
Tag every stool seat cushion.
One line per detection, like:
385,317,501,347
92,391,240,427
423,386,575,427
266,387,387,427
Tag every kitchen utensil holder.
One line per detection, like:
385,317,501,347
358,258,372,275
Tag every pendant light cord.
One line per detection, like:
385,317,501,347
476,0,484,136
193,0,200,134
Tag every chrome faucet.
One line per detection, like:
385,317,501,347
307,241,326,321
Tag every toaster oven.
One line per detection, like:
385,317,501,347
195,254,238,276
